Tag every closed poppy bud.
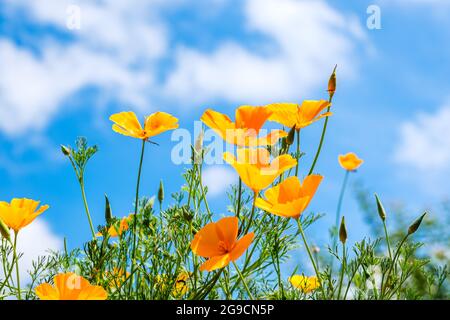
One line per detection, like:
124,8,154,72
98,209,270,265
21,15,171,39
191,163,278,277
328,65,337,97
339,216,347,244
286,126,296,146
158,180,164,206
408,212,427,235
0,217,11,242
61,145,71,156
104,194,113,225
375,194,386,221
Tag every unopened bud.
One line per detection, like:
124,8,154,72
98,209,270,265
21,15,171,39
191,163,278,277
158,180,164,206
104,194,113,225
408,212,427,235
375,194,386,221
0,218,11,242
339,216,347,244
61,145,71,156
328,65,337,98
286,126,296,146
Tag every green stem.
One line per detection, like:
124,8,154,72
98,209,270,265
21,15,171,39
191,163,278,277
332,171,349,250
243,192,257,235
295,130,300,176
233,261,254,300
0,243,17,294
236,178,242,219
13,233,21,300
308,105,332,175
337,243,346,299
129,139,146,298
296,219,326,298
199,163,212,219
80,180,96,238
383,220,393,260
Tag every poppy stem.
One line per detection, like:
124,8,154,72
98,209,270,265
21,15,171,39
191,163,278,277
295,130,300,176
331,170,349,265
296,219,326,299
13,232,21,300
79,180,96,239
129,139,146,297
236,178,242,219
232,261,254,300
0,240,17,294
337,243,346,299
243,192,257,235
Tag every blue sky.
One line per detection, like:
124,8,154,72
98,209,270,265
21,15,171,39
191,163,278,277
1,0,450,275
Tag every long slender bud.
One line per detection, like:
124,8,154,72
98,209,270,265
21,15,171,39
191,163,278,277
339,216,347,244
408,212,427,235
375,193,386,221
0,218,11,242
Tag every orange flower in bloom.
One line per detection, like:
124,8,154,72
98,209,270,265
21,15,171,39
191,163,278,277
266,100,332,130
255,175,323,219
191,217,254,272
96,215,132,238
223,148,296,193
110,111,179,140
201,106,287,146
289,275,320,293
338,152,364,171
0,198,49,233
35,272,107,300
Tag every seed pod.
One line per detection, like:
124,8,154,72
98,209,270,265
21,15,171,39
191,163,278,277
61,145,71,156
158,180,164,206
339,216,347,244
375,194,386,221
104,194,113,225
408,212,427,235
286,125,296,146
328,65,337,98
0,218,11,242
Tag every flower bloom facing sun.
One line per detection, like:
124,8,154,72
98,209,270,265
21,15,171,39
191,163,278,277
255,175,323,219
0,198,49,233
191,217,254,272
223,148,297,193
201,106,287,147
110,111,179,140
35,272,107,300
96,215,132,238
338,152,364,171
289,275,320,294
266,100,332,130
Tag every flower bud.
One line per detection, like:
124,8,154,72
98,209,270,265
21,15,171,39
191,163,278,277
328,65,337,98
158,180,164,206
375,194,386,221
104,194,113,225
408,212,427,235
339,216,347,244
0,217,11,242
61,145,71,156
286,126,296,146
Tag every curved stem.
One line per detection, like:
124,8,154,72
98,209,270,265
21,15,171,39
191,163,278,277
198,163,212,219
243,192,257,235
296,219,326,298
80,180,96,239
13,233,21,300
233,261,254,300
129,139,146,297
308,105,332,175
332,171,349,249
0,243,17,294
383,220,393,260
337,243,346,299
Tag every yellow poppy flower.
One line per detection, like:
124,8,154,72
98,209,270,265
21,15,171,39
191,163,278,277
106,268,130,289
266,100,332,130
338,152,364,171
154,272,191,297
255,175,322,219
0,198,49,233
201,106,287,147
110,111,179,140
96,215,132,238
35,272,107,300
223,148,296,193
289,275,320,294
191,217,254,272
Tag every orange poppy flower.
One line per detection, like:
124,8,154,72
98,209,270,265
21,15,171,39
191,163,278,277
96,215,132,238
110,111,179,140
289,275,320,293
191,217,254,272
266,100,332,130
255,175,322,219
201,106,287,147
35,272,107,300
0,198,49,233
338,152,364,171
223,148,296,193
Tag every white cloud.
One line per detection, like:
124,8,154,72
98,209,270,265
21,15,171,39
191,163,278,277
165,0,367,105
3,219,63,285
202,165,237,197
394,105,450,170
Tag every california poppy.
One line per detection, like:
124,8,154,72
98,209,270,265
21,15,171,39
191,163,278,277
201,106,287,147
35,272,107,300
223,148,296,193
338,152,363,171
96,215,132,238
266,100,331,130
255,175,322,219
0,198,49,233
191,217,254,272
289,275,320,293
110,111,179,140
